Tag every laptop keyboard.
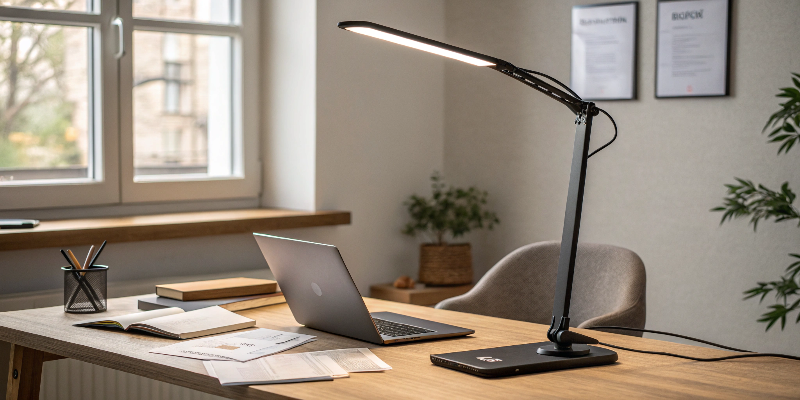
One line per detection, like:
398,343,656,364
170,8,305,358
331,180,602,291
373,318,435,337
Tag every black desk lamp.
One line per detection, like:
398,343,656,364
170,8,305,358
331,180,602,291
339,21,620,375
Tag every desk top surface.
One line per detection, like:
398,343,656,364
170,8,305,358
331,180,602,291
0,295,797,400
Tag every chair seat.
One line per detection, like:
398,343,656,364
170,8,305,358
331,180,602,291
435,241,646,336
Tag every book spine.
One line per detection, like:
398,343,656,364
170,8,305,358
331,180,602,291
182,284,278,301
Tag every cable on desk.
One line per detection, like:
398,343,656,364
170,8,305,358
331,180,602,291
597,342,800,362
586,326,751,352
587,325,800,362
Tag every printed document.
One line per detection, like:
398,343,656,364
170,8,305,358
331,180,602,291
150,328,316,362
656,0,729,96
205,353,348,385
204,348,391,386
302,348,391,372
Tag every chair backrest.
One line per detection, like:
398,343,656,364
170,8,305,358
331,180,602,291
435,241,646,329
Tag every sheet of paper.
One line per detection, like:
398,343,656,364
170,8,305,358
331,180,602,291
74,307,184,330
204,361,218,378
304,348,391,372
656,0,729,96
571,3,637,100
134,306,253,337
206,353,348,386
150,328,316,361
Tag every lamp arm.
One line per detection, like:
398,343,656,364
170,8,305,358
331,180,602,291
546,104,599,350
490,61,585,115
489,60,601,350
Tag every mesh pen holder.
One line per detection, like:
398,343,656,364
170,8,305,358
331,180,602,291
63,265,108,313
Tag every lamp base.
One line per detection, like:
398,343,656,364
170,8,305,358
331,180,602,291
431,342,617,378
536,343,591,357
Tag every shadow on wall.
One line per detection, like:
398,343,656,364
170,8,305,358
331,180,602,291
444,1,580,278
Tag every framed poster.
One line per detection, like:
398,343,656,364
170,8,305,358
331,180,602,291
571,2,638,101
656,0,732,97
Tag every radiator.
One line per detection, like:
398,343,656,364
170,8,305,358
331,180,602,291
0,269,271,400
40,359,226,400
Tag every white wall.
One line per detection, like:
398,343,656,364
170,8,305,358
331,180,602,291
260,0,446,292
261,0,318,211
4,0,797,372
0,1,446,396
0,0,445,299
443,0,800,354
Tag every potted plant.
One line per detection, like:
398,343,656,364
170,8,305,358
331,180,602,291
402,172,499,286
712,73,800,330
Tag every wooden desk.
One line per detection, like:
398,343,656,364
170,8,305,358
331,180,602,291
1,296,798,399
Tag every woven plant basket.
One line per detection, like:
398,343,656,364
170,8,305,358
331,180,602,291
418,243,473,286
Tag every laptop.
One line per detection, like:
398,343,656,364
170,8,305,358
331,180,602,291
253,234,474,344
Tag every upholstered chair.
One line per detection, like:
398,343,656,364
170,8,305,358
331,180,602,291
435,241,646,336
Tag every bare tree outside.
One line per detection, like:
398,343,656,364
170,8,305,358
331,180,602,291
0,0,89,179
0,0,233,181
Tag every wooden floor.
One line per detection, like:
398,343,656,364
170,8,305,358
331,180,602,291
1,296,799,399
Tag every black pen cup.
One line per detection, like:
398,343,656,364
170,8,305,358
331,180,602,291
63,265,108,313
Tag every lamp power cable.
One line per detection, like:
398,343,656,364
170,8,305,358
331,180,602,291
511,69,797,362
586,326,800,362
518,68,617,159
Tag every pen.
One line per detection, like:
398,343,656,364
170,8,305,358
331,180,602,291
60,249,77,269
87,240,107,268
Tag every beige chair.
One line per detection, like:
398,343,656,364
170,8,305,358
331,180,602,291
435,241,646,336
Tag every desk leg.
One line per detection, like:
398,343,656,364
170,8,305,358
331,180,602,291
5,344,64,400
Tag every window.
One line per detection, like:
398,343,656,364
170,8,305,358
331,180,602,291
0,21,93,182
0,0,259,210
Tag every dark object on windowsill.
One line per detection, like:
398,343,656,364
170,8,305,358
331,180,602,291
0,219,39,229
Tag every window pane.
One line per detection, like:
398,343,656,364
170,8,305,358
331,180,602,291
133,31,233,179
0,22,91,183
133,0,232,24
0,0,88,12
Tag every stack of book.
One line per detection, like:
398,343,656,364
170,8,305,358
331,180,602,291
138,277,286,312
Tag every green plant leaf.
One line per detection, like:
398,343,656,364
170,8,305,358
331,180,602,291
402,172,499,245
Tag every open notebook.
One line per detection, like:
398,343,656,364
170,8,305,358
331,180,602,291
74,306,255,339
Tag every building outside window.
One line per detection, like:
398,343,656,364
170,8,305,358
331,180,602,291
0,0,260,210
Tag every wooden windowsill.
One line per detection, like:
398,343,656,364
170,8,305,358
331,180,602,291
0,208,350,251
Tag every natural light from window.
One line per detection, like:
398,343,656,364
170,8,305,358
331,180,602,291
133,0,232,24
133,30,233,179
0,0,87,12
0,21,91,183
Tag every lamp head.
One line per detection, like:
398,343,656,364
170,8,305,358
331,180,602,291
337,21,501,67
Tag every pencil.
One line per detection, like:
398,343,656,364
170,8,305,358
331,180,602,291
66,249,82,269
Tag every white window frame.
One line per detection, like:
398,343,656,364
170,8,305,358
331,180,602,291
119,0,260,203
0,2,120,210
0,0,260,210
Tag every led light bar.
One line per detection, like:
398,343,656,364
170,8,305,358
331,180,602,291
338,21,498,67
